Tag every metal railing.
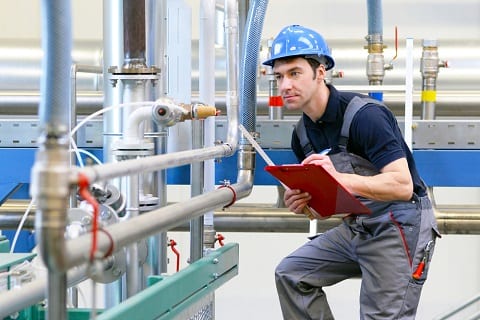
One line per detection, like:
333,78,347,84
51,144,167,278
434,293,480,320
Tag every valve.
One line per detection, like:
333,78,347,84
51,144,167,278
168,239,180,272
152,97,218,127
215,233,225,247
384,26,399,71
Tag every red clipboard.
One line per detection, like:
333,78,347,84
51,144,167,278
265,164,371,217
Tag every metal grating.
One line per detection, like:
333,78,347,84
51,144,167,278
174,292,215,320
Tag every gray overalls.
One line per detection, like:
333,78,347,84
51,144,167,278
275,97,441,320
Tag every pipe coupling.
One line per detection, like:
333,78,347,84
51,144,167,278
30,139,71,272
238,143,255,171
421,39,447,79
366,53,386,83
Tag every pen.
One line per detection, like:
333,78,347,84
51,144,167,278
319,148,331,155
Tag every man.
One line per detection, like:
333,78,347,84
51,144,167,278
263,25,441,319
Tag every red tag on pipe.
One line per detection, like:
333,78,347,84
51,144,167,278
269,96,283,107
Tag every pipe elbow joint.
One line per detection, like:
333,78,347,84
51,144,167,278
151,97,188,127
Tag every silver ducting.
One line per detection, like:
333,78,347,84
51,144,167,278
1,39,479,116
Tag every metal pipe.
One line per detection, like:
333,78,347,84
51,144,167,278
2,38,480,94
190,119,205,261
3,90,480,117
239,0,268,138
0,264,88,319
75,144,233,184
198,0,217,249
146,0,168,277
48,272,67,320
367,0,383,35
224,0,240,149
112,1,156,298
420,39,448,120
70,64,103,208
63,177,252,269
102,0,124,308
3,202,480,234
31,1,73,319
124,172,141,297
365,0,385,100
63,0,252,270
122,0,146,68
118,81,149,299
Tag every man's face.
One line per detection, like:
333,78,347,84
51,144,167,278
273,57,321,111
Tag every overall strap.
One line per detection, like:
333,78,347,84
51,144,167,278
338,96,383,147
295,116,315,157
295,96,383,156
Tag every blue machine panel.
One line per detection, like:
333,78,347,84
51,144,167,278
413,149,480,187
1,148,479,191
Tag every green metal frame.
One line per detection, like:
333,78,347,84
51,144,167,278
33,307,100,320
0,236,10,253
97,242,239,320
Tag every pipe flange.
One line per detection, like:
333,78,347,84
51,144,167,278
108,65,160,75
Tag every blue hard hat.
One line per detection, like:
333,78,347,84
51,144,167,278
263,25,335,70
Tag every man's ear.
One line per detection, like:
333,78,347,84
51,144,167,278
316,64,327,81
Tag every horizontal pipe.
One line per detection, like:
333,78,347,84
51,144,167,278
64,177,252,269
73,64,103,74
3,39,478,91
3,200,480,234
0,263,88,318
75,144,234,184
2,90,480,117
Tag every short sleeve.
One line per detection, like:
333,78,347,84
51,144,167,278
349,104,406,170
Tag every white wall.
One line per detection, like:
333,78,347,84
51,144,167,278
1,1,480,319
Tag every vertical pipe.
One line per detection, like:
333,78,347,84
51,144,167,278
125,172,140,297
146,0,168,275
48,273,67,320
123,0,146,67
239,0,268,137
420,39,445,120
237,0,268,192
367,0,383,35
224,0,239,149
103,0,123,166
190,120,205,261
34,0,72,319
38,1,72,129
268,82,283,120
69,64,79,208
102,0,124,308
199,0,217,250
404,38,414,151
366,0,384,100
121,82,146,298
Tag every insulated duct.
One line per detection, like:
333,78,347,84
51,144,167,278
239,0,268,137
30,0,73,319
1,40,480,117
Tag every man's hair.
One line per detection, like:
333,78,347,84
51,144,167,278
274,55,327,79
305,57,327,79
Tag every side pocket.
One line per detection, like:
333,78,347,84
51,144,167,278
411,206,441,283
400,281,423,317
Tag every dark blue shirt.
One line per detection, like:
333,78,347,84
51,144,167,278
291,85,426,196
